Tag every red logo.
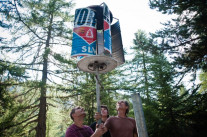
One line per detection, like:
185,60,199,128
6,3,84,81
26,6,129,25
74,26,97,44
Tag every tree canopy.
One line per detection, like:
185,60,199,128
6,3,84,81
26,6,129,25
149,0,207,72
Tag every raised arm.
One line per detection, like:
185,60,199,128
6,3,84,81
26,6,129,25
91,123,106,137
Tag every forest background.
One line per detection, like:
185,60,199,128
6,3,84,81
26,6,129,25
0,0,207,137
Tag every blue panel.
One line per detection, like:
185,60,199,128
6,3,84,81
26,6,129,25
71,33,96,57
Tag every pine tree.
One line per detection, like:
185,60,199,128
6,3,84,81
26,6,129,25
128,30,154,100
0,60,29,136
149,51,181,137
149,0,207,72
129,30,180,136
0,0,75,136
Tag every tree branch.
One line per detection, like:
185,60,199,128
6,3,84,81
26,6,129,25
13,87,36,99
2,114,38,130
46,93,82,98
13,1,45,41
22,119,38,129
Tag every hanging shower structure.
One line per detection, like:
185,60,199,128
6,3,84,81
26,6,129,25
71,2,125,125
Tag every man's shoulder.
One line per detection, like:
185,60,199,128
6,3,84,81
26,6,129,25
67,124,76,131
108,116,117,119
127,117,135,120
126,117,136,121
126,117,136,125
108,116,135,120
84,125,94,132
105,116,117,124
67,124,92,132
65,124,78,137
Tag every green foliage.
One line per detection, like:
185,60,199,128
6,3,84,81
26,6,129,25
0,0,19,27
128,30,157,99
145,2,207,134
46,105,67,137
0,0,22,42
53,53,76,67
0,0,75,136
0,61,28,79
129,29,207,137
146,1,207,134
150,0,207,72
0,81,39,137
199,71,207,93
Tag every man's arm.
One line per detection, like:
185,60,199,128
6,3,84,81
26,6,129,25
91,129,102,137
91,123,107,137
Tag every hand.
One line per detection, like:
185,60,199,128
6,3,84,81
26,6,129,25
100,123,107,132
91,124,108,137
94,123,107,135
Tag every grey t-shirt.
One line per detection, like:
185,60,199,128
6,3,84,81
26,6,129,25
105,116,137,137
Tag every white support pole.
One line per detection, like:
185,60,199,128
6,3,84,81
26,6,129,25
131,93,148,137
96,67,102,125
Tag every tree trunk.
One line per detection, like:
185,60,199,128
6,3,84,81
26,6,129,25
36,46,49,137
36,84,47,137
36,12,53,137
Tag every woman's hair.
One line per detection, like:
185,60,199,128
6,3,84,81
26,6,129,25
101,105,109,118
